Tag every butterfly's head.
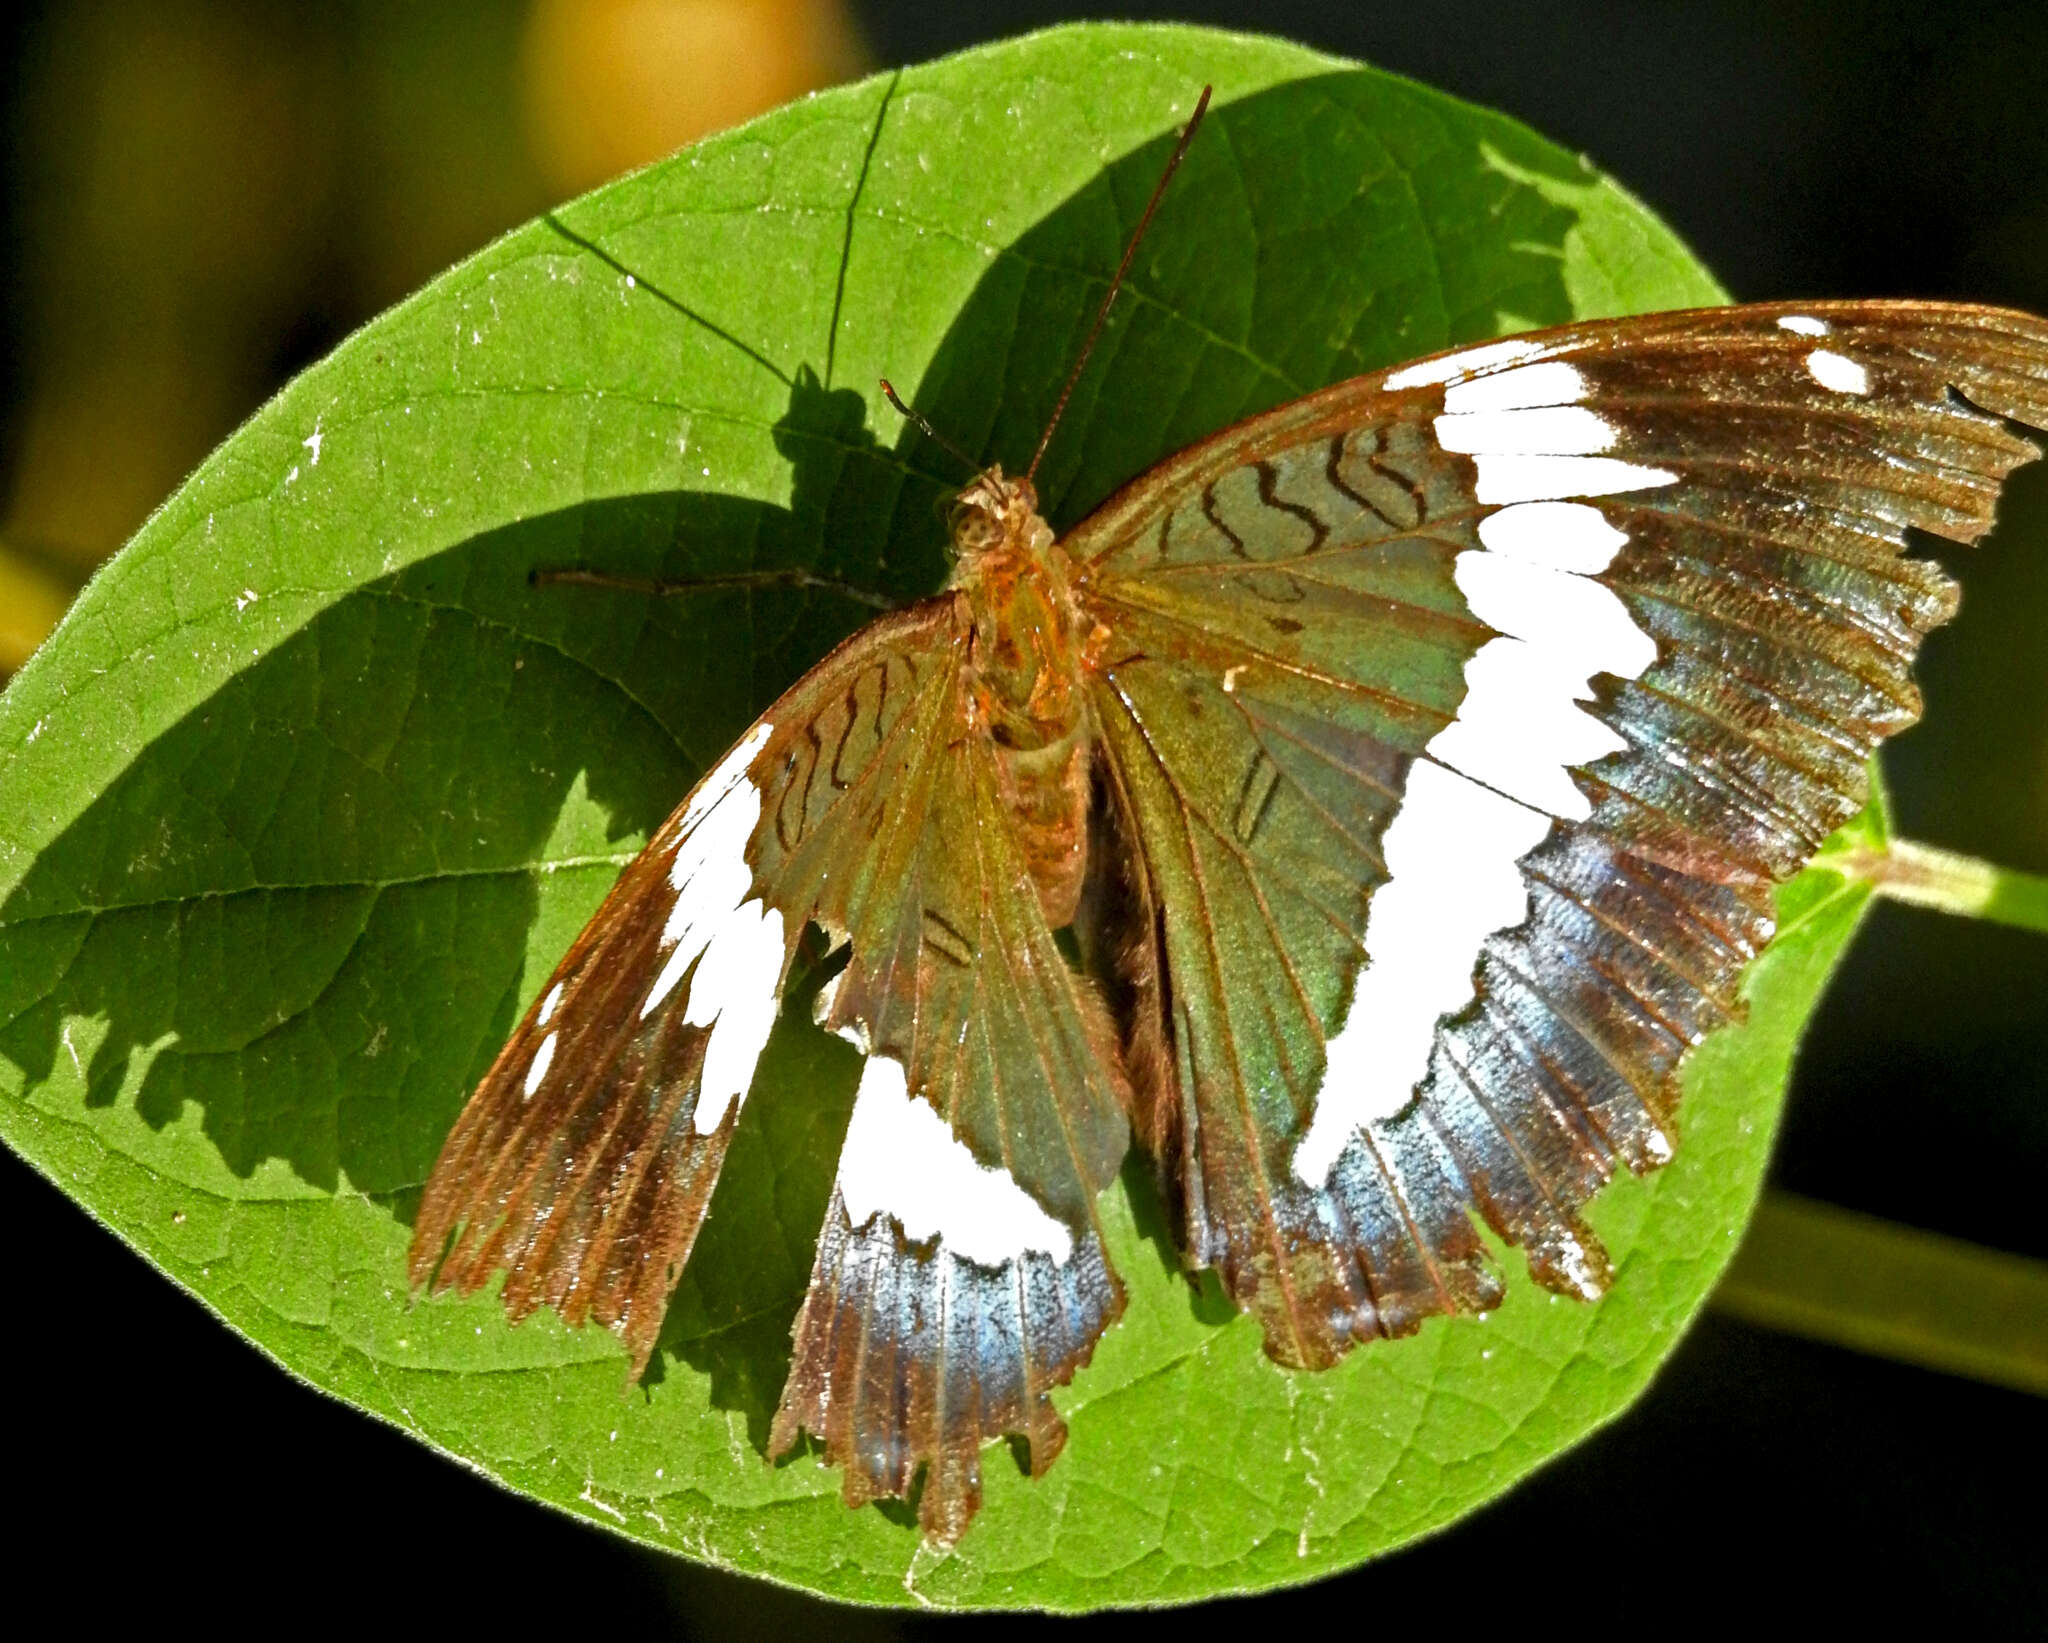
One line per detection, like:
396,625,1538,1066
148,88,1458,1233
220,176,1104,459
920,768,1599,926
946,465,1053,561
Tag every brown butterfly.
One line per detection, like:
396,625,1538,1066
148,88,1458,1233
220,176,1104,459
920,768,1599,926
409,88,2048,1544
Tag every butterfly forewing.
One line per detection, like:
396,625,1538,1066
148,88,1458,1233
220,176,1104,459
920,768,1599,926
412,591,1133,1544
1071,300,2048,1368
409,600,958,1367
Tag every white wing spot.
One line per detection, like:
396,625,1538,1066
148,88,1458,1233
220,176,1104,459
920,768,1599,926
836,1053,1074,1265
1297,764,1550,1179
630,720,786,1134
1472,454,1678,505
1427,637,1635,819
677,722,774,842
524,1033,557,1099
1296,487,1659,1182
646,774,761,1016
1805,348,1870,396
537,981,564,1026
1477,501,1629,574
1777,314,1830,337
685,900,785,1133
1440,360,1589,415
1435,404,1617,457
1384,337,1547,389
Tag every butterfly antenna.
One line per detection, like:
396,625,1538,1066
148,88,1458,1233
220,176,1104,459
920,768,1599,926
1025,84,1213,486
879,377,981,473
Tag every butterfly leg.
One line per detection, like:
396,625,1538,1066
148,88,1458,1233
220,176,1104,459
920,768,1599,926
530,564,902,610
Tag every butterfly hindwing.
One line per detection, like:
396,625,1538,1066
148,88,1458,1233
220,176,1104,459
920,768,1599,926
768,646,1131,1544
1072,300,2048,1368
1076,398,1505,1361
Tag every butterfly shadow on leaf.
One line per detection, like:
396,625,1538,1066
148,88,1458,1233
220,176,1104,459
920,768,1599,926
0,366,933,1225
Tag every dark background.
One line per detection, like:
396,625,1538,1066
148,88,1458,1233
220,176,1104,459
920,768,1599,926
2,2,2043,1633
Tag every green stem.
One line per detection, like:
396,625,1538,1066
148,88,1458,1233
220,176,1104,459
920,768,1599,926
1714,1193,2048,1397
1718,829,2048,1390
1831,836,2048,934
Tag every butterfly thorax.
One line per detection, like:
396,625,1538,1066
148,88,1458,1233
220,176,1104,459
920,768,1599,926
946,467,1092,926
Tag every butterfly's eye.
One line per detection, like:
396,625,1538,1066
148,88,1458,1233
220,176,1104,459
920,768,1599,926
946,487,1007,557
945,469,1050,562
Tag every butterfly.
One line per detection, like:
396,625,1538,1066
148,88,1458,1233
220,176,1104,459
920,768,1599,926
408,88,2048,1544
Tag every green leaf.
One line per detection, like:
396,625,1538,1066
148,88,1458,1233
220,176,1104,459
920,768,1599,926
0,20,1864,1610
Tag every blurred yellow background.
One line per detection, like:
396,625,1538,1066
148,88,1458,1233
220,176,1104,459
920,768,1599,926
0,0,866,676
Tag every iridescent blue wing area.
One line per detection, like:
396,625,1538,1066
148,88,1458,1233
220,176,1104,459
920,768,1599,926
1071,301,2048,1368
